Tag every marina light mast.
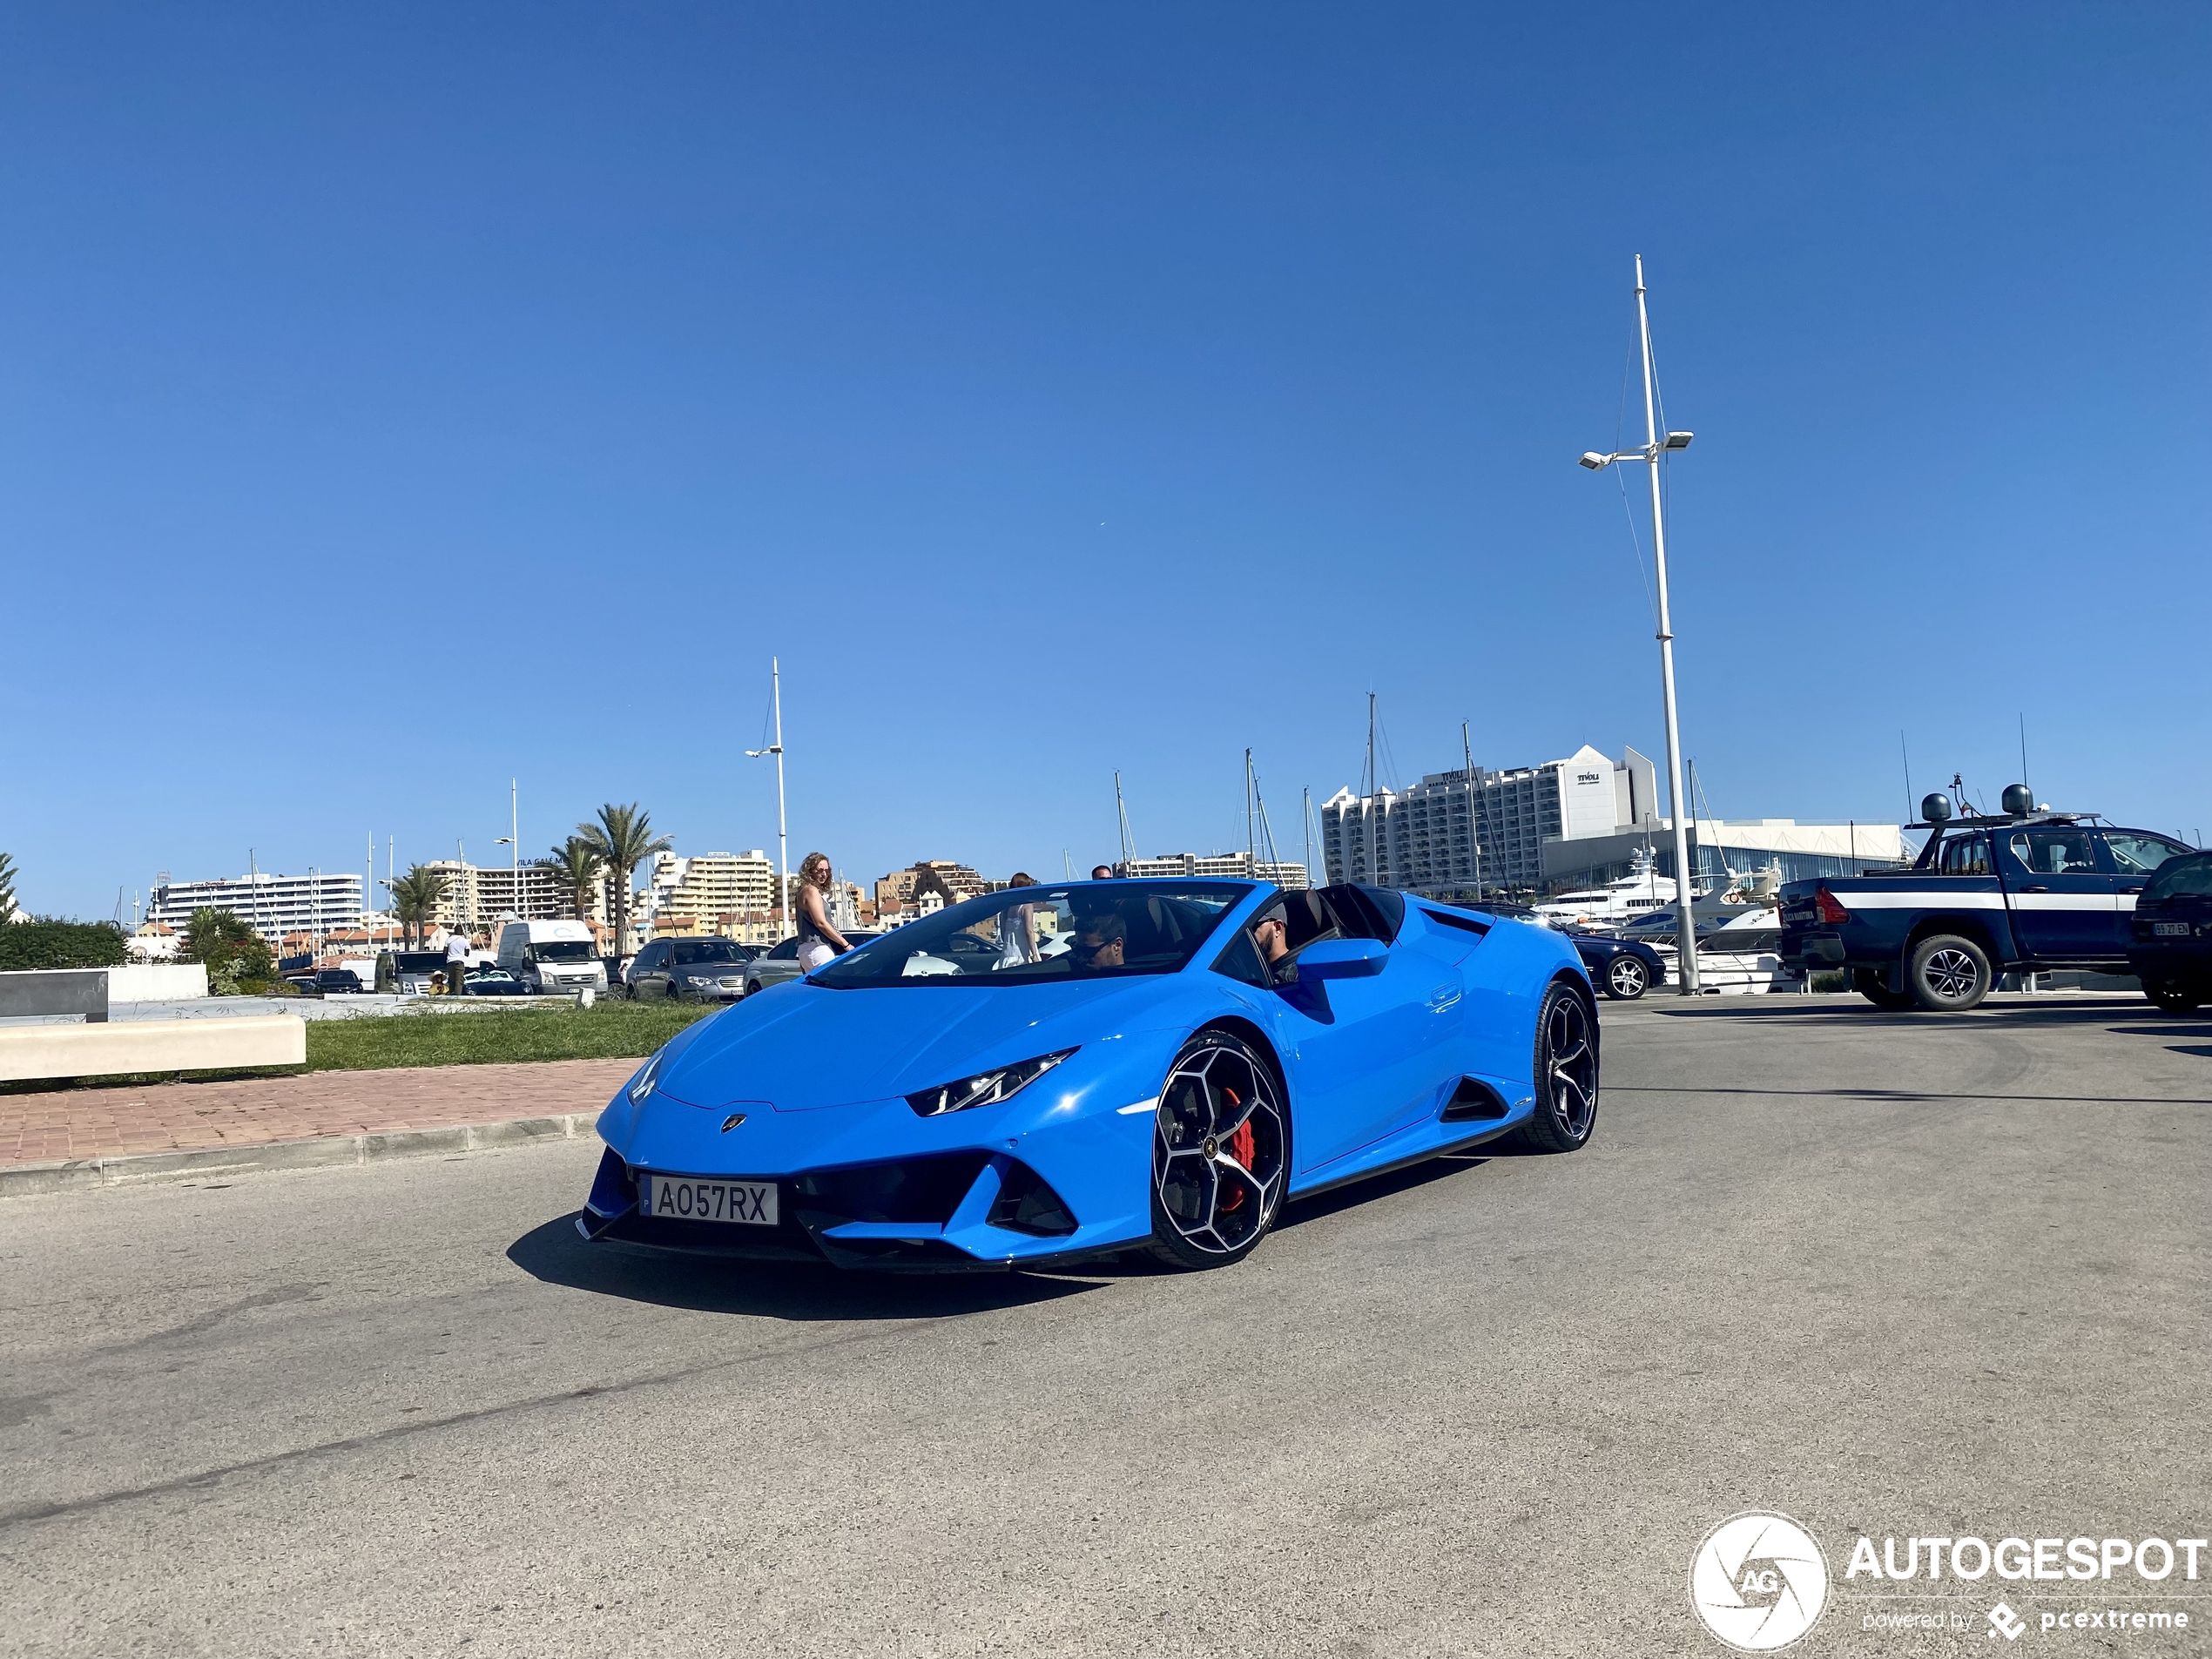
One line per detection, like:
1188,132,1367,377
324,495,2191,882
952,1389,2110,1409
1578,255,1701,994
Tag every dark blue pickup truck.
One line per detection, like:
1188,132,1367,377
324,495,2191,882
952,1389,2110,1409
1778,787,2194,1012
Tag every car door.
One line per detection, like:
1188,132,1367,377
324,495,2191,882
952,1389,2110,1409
1271,891,1464,1173
2099,832,2195,954
754,937,799,987
631,941,670,996
2000,827,2111,960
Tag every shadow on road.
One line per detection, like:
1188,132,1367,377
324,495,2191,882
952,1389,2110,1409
1649,997,2192,1032
1277,1151,1498,1231
504,1216,1103,1320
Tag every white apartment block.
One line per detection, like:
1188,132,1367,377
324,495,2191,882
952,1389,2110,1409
149,870,366,944
1324,743,1903,895
1123,852,1312,889
1323,745,1660,895
421,860,579,931
637,851,779,934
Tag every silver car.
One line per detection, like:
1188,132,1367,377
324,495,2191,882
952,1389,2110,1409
741,932,881,996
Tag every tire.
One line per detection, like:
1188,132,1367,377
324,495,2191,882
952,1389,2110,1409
1602,954,1649,1001
2146,981,2202,1014
1512,981,1600,1153
1146,1030,1291,1271
1907,934,1991,1012
1852,968,1918,1011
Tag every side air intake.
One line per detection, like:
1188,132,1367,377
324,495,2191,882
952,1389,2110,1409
1440,1076,1509,1123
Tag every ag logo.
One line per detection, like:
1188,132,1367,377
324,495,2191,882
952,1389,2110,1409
1689,1512,1831,1651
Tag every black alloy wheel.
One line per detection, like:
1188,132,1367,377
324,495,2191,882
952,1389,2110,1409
1147,1031,1290,1270
1908,934,1992,1012
2146,981,2202,1014
1603,954,1649,1001
1513,981,1600,1153
1851,968,1919,1011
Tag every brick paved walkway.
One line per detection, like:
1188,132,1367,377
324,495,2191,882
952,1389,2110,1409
0,1059,637,1167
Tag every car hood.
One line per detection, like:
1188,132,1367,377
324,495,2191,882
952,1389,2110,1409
654,974,1196,1111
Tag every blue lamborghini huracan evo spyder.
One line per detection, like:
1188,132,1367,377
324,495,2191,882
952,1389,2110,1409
578,878,1598,1271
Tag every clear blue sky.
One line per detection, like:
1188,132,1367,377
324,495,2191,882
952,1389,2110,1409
6,4,2209,918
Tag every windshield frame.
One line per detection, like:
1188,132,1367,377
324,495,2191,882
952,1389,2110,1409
810,880,1257,989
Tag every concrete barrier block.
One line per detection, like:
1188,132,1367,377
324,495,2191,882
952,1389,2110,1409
0,1015,307,1083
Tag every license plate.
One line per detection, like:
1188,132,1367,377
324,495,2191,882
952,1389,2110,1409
2154,921,2190,936
641,1174,779,1225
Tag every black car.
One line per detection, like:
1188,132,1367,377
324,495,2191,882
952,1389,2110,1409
1567,931,1669,1001
2128,849,2212,1012
626,937,763,1001
459,967,529,996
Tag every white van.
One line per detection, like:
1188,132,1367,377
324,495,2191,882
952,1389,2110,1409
496,919,607,996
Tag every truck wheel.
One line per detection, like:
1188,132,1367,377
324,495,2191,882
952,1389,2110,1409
1907,934,1990,1012
2145,981,2202,1014
1851,968,1917,1011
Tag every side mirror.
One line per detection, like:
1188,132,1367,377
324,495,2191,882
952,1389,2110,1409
1297,938,1389,979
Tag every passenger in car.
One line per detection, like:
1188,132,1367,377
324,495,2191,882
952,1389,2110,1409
1069,913,1127,970
1250,902,1293,979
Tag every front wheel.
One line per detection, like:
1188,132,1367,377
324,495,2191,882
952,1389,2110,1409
1908,934,1991,1012
1512,981,1600,1153
1602,954,1649,1001
2146,981,2202,1014
1147,1031,1291,1270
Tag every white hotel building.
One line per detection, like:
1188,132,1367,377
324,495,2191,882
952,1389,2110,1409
149,871,366,944
1323,745,1901,898
1123,852,1312,889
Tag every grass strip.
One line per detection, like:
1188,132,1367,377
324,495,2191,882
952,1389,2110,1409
1,1001,718,1093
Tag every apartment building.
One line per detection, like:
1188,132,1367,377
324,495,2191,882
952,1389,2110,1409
1122,852,1312,888
148,870,365,945
874,860,988,912
419,860,576,932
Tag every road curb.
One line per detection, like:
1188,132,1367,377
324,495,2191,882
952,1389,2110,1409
0,1112,602,1199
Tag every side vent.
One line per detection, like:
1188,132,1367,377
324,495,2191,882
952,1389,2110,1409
1422,907,1492,938
1440,1076,1509,1123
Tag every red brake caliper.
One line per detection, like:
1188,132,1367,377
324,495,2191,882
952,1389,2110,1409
1217,1089,1255,1213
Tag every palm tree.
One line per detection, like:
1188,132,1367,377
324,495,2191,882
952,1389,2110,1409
576,803,671,955
388,865,453,950
541,836,605,924
0,850,17,924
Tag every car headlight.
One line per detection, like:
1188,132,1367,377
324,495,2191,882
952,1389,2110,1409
905,1049,1077,1117
628,1049,665,1104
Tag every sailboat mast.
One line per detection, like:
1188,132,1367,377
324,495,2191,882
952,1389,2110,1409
1244,750,1256,868
1302,786,1314,885
1365,693,1379,885
1115,772,1135,872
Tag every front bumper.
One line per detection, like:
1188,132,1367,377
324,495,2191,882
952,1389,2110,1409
580,1035,1176,1271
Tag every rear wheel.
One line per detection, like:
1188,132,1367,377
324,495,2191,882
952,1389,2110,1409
1852,968,1917,1011
1602,954,1649,1001
2146,981,2202,1014
1908,934,1991,1012
1147,1031,1290,1270
1512,981,1599,1153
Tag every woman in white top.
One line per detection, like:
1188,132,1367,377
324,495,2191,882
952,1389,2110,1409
793,851,852,974
997,872,1041,968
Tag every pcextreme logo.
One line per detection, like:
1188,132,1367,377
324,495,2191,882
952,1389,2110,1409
1689,1512,1831,1652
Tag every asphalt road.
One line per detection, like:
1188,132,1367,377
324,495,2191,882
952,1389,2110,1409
3,995,2207,1658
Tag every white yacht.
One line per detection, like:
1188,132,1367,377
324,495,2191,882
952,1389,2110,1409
1532,847,1680,928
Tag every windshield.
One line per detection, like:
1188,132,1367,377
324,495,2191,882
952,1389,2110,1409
2143,853,2212,901
530,940,597,962
671,940,743,966
812,881,1251,988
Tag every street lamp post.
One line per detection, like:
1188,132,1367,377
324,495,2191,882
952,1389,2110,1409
1579,253,1701,994
745,658,790,940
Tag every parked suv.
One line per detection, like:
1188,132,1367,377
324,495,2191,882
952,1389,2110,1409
2128,849,2212,1012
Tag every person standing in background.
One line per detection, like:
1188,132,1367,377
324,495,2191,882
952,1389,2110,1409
443,927,471,995
793,851,852,974
998,872,1041,968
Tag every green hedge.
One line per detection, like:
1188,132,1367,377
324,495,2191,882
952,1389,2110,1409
0,920,132,972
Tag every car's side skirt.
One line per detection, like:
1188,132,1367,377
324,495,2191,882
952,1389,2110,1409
1287,1119,1521,1204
